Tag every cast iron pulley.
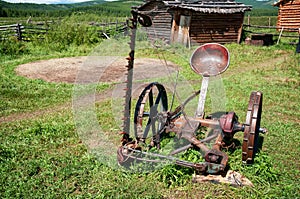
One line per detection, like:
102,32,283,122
134,82,168,146
242,91,263,164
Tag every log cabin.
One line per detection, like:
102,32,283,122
133,0,252,46
274,0,300,31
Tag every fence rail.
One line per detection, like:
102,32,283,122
0,23,49,41
243,24,299,32
243,23,300,45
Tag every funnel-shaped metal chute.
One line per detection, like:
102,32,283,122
190,43,230,77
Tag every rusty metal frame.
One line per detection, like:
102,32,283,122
117,11,266,175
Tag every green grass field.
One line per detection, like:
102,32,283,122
0,32,299,198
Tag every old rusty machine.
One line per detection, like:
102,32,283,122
117,11,266,175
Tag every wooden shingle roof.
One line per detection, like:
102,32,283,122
166,0,252,13
136,0,252,14
273,0,298,6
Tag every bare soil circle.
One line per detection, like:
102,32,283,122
15,56,178,84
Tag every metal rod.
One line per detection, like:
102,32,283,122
170,71,179,111
196,76,209,117
169,144,193,155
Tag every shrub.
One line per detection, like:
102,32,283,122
41,15,103,52
0,36,28,55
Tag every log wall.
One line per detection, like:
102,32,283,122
277,0,300,31
138,1,173,43
189,12,244,44
142,11,173,42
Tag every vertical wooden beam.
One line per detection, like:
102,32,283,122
237,13,244,43
170,11,180,44
177,15,191,46
247,15,250,30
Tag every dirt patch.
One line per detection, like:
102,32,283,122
15,56,178,84
2,56,177,123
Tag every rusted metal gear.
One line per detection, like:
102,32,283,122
242,91,263,164
134,82,168,147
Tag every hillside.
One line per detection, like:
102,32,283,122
238,0,278,15
0,0,142,17
0,0,278,17
239,0,276,9
0,0,107,10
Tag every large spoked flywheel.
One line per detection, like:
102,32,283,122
134,82,168,146
242,91,263,164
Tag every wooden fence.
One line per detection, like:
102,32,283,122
92,20,128,39
0,23,49,41
243,24,300,45
0,20,128,41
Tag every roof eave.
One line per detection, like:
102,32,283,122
168,4,252,14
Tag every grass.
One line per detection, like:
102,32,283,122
0,35,299,198
0,114,165,198
0,47,77,117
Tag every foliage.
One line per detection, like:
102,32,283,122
0,0,141,17
42,17,102,51
0,0,279,18
229,149,280,184
239,0,278,11
0,36,28,55
246,9,278,16
0,15,127,56
70,0,141,18
153,164,193,188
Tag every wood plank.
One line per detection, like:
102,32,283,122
192,170,253,187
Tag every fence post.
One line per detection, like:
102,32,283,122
247,15,250,30
16,23,22,41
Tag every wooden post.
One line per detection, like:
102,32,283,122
16,23,22,41
177,15,191,47
247,15,250,30
268,17,271,28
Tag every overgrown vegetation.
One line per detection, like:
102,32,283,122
42,16,102,51
0,14,127,57
0,36,28,55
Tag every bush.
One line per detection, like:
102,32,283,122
41,15,103,52
0,37,28,55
